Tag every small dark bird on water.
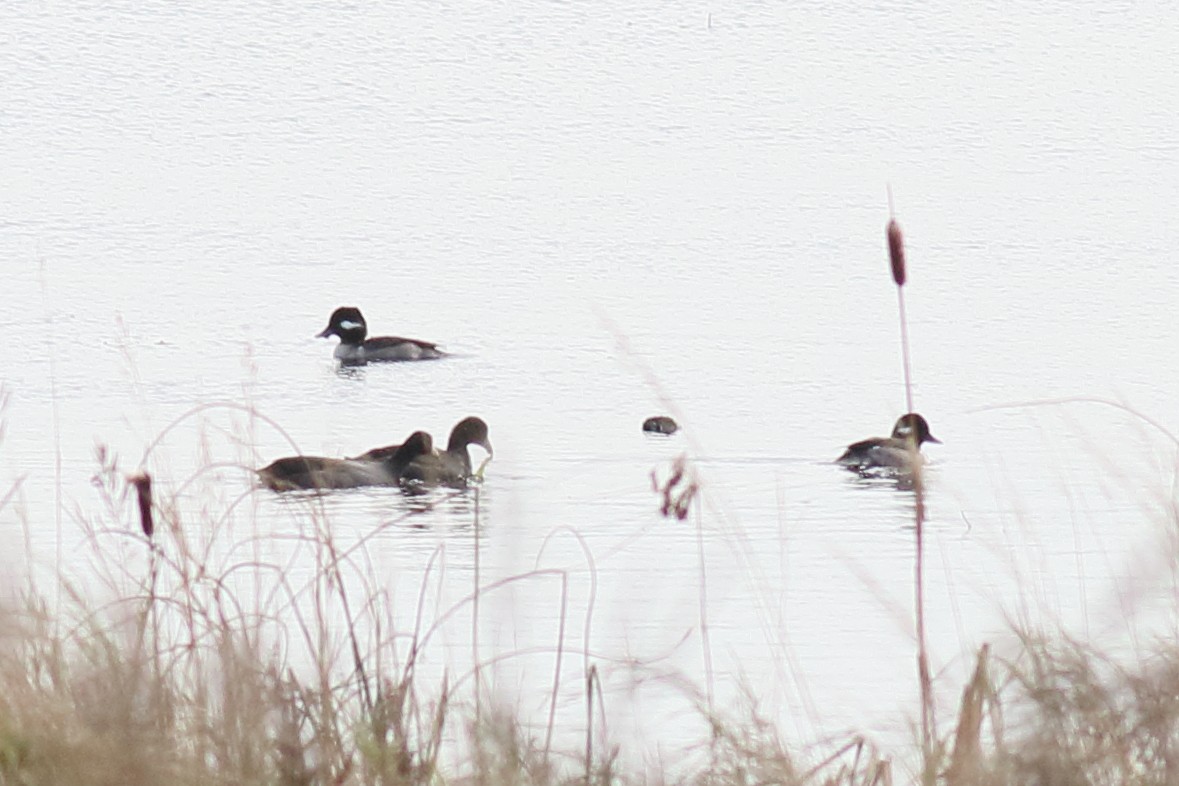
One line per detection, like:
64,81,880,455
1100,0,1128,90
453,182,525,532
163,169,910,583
642,416,679,435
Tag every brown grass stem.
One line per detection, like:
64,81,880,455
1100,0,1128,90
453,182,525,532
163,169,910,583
797,736,867,782
896,288,915,416
0,473,24,520
473,486,483,747
325,533,375,712
544,570,569,761
536,528,600,697
536,525,603,768
406,543,449,684
138,400,307,467
447,643,622,695
585,664,597,786
695,494,715,711
582,664,614,786
405,569,570,678
914,470,935,783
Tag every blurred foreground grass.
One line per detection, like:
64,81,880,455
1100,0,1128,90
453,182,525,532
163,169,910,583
1,444,1177,786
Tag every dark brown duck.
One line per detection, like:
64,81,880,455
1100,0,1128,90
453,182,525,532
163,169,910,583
355,416,492,487
257,431,434,491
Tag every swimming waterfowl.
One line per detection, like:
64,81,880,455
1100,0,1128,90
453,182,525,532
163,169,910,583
317,306,445,364
355,416,492,487
836,413,941,472
257,431,433,491
642,416,679,435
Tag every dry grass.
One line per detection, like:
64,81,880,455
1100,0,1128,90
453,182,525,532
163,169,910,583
3,422,1179,786
6,508,1178,786
9,603,1178,786
948,631,1179,786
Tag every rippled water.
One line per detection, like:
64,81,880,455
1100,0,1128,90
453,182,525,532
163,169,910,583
3,0,1179,756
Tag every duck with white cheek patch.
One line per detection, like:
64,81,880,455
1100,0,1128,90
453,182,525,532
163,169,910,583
317,306,446,365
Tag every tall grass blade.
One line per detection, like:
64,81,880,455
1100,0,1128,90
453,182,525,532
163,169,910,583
946,644,990,786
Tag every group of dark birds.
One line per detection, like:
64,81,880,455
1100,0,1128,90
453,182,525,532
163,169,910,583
257,307,941,493
256,307,489,492
257,414,492,492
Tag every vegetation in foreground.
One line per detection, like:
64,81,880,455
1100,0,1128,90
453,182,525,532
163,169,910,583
1,446,1177,786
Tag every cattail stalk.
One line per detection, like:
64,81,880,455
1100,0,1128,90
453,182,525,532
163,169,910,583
888,217,915,415
887,199,935,775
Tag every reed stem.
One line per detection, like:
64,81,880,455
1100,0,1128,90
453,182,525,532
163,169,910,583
915,472,934,782
695,496,715,710
473,487,482,737
896,287,915,415
886,202,934,774
585,665,597,786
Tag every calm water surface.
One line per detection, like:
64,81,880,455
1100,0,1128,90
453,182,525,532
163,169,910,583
3,0,1179,759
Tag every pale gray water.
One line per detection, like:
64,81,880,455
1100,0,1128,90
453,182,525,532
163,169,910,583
3,0,1179,762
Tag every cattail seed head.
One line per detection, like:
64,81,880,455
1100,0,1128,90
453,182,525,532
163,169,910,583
887,218,906,286
130,473,154,539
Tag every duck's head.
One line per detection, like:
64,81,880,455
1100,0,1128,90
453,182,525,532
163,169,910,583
448,416,493,457
317,307,368,343
891,413,941,447
396,431,434,462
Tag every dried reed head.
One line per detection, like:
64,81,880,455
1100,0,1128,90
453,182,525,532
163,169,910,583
887,218,906,287
129,473,153,539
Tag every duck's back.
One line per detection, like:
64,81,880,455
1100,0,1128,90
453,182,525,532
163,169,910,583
352,443,401,463
257,456,393,491
363,336,444,362
837,438,921,470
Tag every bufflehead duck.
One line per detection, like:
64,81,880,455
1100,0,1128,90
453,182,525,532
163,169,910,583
642,416,679,435
837,413,941,472
355,416,492,487
257,431,433,491
317,306,445,364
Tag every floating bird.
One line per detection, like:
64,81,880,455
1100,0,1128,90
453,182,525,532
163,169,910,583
317,306,445,364
257,431,434,491
836,413,940,472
